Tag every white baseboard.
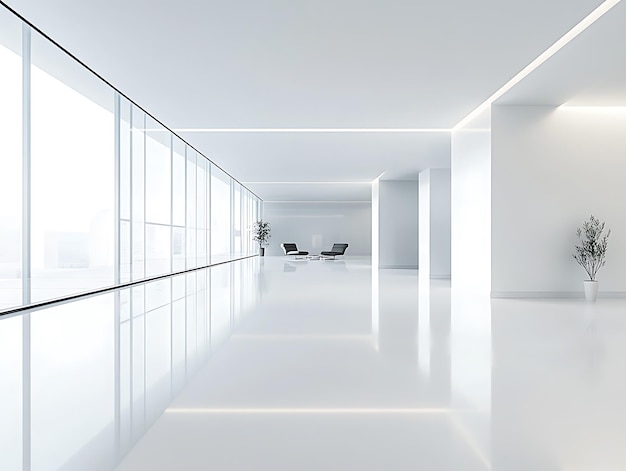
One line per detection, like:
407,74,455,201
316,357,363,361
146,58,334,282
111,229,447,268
379,265,418,269
491,291,626,299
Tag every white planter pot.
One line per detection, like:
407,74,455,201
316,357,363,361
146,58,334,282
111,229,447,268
583,280,599,302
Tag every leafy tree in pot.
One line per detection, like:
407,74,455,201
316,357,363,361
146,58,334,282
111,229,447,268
573,215,610,281
252,220,271,256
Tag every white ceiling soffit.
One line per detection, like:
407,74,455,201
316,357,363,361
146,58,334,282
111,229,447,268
181,131,450,200
379,170,420,181
244,182,372,203
178,131,450,183
497,0,626,106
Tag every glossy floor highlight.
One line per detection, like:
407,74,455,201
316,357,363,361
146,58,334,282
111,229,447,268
1,256,626,470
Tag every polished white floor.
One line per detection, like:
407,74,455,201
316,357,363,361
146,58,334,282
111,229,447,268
2,256,626,470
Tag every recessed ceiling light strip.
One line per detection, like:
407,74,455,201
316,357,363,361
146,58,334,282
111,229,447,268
166,407,451,414
243,181,372,184
262,200,371,203
453,0,622,130
172,128,451,133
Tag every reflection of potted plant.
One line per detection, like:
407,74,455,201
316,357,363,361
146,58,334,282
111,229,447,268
252,220,271,256
573,215,610,302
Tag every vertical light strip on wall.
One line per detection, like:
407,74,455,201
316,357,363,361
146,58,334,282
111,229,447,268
454,0,623,130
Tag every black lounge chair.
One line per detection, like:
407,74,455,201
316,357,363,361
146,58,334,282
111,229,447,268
320,243,348,260
281,243,309,260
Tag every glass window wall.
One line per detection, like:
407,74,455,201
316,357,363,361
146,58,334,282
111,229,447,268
233,183,242,258
0,9,23,311
30,30,115,303
211,166,232,263
0,3,261,313
172,138,186,272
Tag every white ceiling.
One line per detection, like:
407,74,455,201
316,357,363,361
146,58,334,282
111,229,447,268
496,0,626,106
4,0,614,200
245,182,372,202
178,131,451,183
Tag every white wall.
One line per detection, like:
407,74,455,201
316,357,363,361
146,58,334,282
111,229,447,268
262,202,372,256
419,169,451,278
492,105,626,296
451,111,491,294
378,180,418,269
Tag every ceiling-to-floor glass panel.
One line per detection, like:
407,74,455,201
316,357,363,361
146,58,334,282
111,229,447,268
210,166,232,264
172,139,186,270
172,139,185,228
244,190,253,256
131,106,146,281
196,158,208,267
172,227,185,272
172,138,186,226
145,117,171,226
144,118,172,275
119,98,132,222
0,9,22,311
186,149,197,269
241,190,248,256
145,223,171,277
233,183,242,258
30,30,114,302
119,98,132,283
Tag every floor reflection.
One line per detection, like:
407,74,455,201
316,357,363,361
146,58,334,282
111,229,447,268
4,257,626,470
491,298,626,470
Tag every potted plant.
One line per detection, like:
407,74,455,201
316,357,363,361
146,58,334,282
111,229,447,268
573,215,610,302
252,220,271,256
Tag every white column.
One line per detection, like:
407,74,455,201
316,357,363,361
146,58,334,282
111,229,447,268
419,169,451,279
451,113,491,294
371,177,380,269
377,180,419,269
